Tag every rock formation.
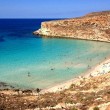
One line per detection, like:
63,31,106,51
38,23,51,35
34,11,110,42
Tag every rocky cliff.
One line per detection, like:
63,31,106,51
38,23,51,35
34,11,110,42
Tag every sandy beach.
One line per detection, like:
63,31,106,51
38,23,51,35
1,57,110,95
41,57,110,93
1,58,110,110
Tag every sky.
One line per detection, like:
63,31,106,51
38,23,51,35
0,0,110,18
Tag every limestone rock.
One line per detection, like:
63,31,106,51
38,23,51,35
34,10,110,42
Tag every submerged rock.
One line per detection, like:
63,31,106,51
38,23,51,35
0,36,5,42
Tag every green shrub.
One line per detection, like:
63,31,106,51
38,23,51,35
71,107,78,110
93,106,99,110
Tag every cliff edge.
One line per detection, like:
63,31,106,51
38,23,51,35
34,11,110,42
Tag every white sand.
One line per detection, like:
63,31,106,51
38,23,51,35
41,58,110,93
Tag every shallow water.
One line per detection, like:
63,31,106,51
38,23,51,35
0,19,110,89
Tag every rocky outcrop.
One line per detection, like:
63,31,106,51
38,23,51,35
34,11,110,42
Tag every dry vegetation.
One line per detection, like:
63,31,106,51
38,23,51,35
0,72,110,110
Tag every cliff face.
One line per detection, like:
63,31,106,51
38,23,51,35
34,11,110,42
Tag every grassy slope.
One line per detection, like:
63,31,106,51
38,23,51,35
0,72,110,110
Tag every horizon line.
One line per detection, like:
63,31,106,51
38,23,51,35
0,18,67,19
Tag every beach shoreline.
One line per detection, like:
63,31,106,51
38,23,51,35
0,56,110,95
40,56,110,93
1,57,110,110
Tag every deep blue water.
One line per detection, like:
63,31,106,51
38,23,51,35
0,19,110,89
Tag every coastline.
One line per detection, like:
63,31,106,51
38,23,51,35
0,10,110,109
34,35,110,43
33,10,110,93
1,56,110,110
34,11,110,43
0,56,110,95
40,56,110,93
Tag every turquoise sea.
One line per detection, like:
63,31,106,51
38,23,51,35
0,19,110,89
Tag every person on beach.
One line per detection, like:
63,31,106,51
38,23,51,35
27,72,31,77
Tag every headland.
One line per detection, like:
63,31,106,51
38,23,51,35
34,11,110,42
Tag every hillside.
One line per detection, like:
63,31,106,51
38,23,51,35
0,72,110,110
34,11,110,42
